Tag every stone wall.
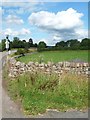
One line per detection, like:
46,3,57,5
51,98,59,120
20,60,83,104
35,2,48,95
8,57,90,78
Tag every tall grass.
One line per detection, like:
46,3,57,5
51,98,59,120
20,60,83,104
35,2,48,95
4,69,88,115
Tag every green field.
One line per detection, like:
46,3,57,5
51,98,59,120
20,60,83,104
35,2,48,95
17,50,88,63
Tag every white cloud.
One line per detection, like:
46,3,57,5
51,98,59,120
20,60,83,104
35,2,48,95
29,8,88,41
5,2,41,14
5,15,24,24
2,1,44,15
2,1,40,14
1,0,36,2
20,28,31,35
38,38,47,44
0,7,2,25
0,7,2,14
1,0,89,3
2,2,38,8
0,6,4,16
75,28,88,39
53,35,62,41
29,8,83,29
3,28,31,36
4,28,13,35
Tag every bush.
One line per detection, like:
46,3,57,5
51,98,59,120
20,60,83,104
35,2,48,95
15,48,26,55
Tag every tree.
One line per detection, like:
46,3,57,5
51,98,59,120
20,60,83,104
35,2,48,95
33,43,37,47
1,39,6,51
29,38,33,47
11,37,24,48
66,39,80,50
37,41,47,51
55,39,81,50
23,40,26,43
12,37,20,48
0,42,2,51
55,41,67,50
80,38,90,50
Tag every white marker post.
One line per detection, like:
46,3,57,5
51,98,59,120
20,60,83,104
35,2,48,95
5,35,10,67
5,39,9,53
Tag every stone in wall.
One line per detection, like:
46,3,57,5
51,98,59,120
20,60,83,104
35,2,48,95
8,57,90,78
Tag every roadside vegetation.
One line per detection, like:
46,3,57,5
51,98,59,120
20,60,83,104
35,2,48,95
0,36,90,52
16,50,88,63
3,66,88,115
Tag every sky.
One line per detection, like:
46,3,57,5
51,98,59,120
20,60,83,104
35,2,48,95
0,1,89,46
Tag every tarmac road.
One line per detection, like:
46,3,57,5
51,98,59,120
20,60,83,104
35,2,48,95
0,51,24,118
0,52,2,120
0,51,89,119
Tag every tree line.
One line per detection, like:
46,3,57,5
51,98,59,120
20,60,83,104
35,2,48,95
0,37,90,52
0,37,37,51
38,38,90,51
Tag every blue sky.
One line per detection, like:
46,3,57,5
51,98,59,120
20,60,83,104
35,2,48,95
0,2,88,45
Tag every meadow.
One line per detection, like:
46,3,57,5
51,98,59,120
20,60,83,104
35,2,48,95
16,50,88,63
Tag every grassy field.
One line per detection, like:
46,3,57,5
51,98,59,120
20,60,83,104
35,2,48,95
3,66,88,115
16,50,88,63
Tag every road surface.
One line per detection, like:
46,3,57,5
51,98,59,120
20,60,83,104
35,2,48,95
0,51,25,118
0,51,89,119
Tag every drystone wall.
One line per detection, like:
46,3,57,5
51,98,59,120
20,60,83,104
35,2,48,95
8,57,90,78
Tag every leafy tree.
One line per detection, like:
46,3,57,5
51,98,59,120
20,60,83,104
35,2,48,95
55,39,80,50
12,37,20,48
37,41,47,51
0,42,2,51
29,38,33,47
56,41,66,47
15,48,26,56
11,37,26,49
55,41,67,50
80,38,90,50
66,39,80,50
33,43,37,47
23,40,26,43
1,39,6,51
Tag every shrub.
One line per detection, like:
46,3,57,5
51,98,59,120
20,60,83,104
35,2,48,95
15,48,26,55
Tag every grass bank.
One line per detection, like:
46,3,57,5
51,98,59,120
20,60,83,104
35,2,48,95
16,50,88,63
3,66,88,115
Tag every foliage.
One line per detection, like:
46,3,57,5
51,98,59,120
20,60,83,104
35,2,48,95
80,38,90,50
4,69,88,115
15,48,28,55
66,39,80,50
1,37,90,51
56,41,66,49
29,38,33,47
10,37,37,49
37,41,47,51
55,39,81,50
17,50,88,63
0,42,2,51
37,38,90,51
0,39,6,51
11,37,26,48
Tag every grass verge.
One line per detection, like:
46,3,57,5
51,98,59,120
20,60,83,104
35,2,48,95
3,66,88,115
